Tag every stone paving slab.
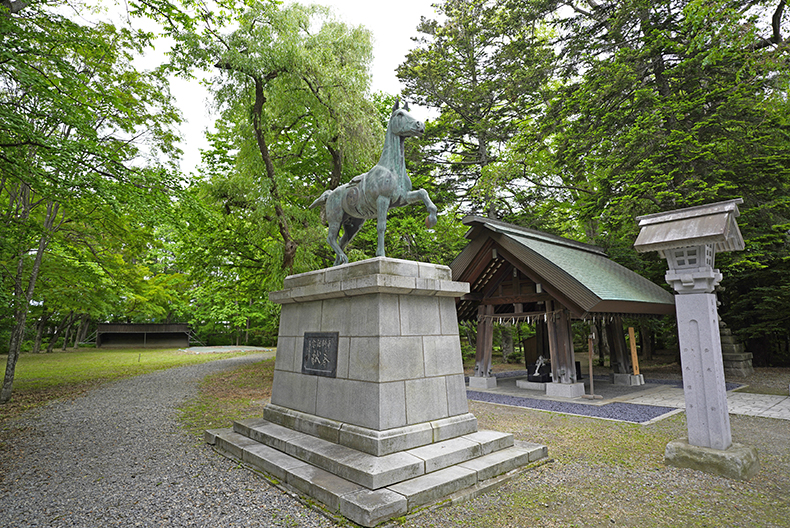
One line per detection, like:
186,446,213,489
468,375,790,422
620,387,790,420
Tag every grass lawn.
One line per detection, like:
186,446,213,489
179,357,275,436
0,347,259,425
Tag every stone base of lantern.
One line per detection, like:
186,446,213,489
611,373,645,386
664,438,760,481
545,382,585,398
468,376,498,389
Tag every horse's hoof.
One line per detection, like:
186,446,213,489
426,216,437,228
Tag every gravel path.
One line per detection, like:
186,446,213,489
0,354,336,528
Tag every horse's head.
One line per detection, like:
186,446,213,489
389,99,425,138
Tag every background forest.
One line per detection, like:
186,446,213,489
3,0,790,401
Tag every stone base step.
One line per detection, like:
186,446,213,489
206,427,547,527
723,352,754,377
724,365,755,377
722,352,753,362
227,417,515,489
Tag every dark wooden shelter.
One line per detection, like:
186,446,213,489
451,216,675,387
96,324,190,348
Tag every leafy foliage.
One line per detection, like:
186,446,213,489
4,0,790,379
397,0,556,217
0,1,183,401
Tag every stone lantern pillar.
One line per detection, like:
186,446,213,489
634,199,759,480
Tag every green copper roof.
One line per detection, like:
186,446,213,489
453,217,674,317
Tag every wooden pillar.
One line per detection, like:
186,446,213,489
546,302,575,383
559,309,575,383
536,320,549,359
606,317,632,374
597,320,609,367
475,305,494,377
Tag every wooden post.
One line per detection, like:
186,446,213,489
475,305,486,375
546,302,575,384
546,303,560,382
582,334,603,399
475,305,494,377
607,317,631,374
628,326,640,376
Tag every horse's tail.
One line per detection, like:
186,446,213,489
309,189,332,209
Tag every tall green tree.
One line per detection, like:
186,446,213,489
511,0,790,363
0,1,182,402
397,0,555,217
147,2,384,342
198,2,380,273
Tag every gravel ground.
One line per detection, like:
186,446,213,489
0,354,335,528
466,389,677,423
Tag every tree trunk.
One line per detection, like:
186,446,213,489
245,298,252,345
72,313,88,348
78,316,91,344
213,61,296,270
32,310,52,354
251,75,297,270
640,321,653,361
501,325,514,362
461,321,476,348
597,320,609,367
515,324,522,360
590,322,601,365
327,142,344,189
46,311,74,354
62,318,75,351
1,200,60,404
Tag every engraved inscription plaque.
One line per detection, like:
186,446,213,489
302,332,339,378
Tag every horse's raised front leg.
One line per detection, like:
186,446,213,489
327,220,348,266
406,189,438,228
375,195,390,257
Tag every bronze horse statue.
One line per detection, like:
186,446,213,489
310,100,438,266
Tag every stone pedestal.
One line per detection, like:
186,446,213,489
720,325,754,377
545,381,586,398
515,379,545,391
207,258,547,527
611,373,645,386
266,258,475,453
665,438,760,480
468,376,497,389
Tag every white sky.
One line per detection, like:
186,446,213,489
168,0,440,174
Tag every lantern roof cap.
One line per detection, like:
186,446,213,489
634,199,744,255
